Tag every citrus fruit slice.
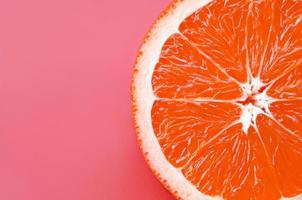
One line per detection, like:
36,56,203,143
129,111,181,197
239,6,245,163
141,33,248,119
131,0,302,199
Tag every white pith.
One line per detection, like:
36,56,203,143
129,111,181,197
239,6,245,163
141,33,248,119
132,0,302,199
238,77,272,134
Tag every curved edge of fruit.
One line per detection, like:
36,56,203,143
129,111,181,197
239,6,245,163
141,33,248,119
130,0,216,200
131,1,185,199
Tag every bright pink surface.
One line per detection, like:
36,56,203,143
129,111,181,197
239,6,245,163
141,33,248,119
0,0,174,199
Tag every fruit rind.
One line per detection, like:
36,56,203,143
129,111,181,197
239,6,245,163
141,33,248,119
131,0,219,199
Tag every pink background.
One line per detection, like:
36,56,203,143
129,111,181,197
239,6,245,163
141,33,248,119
0,0,174,199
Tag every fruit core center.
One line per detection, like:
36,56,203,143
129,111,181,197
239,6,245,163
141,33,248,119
238,94,257,106
238,78,271,134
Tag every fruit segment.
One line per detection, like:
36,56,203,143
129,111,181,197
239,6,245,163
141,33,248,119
152,100,241,167
179,0,249,83
269,100,302,136
267,64,302,99
245,0,280,79
183,124,281,200
152,34,243,100
259,0,302,83
261,0,302,82
178,0,302,84
257,115,302,197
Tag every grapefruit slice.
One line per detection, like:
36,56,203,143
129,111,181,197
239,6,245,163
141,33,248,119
131,0,302,199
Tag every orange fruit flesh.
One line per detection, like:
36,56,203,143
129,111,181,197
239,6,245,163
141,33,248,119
151,0,302,199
